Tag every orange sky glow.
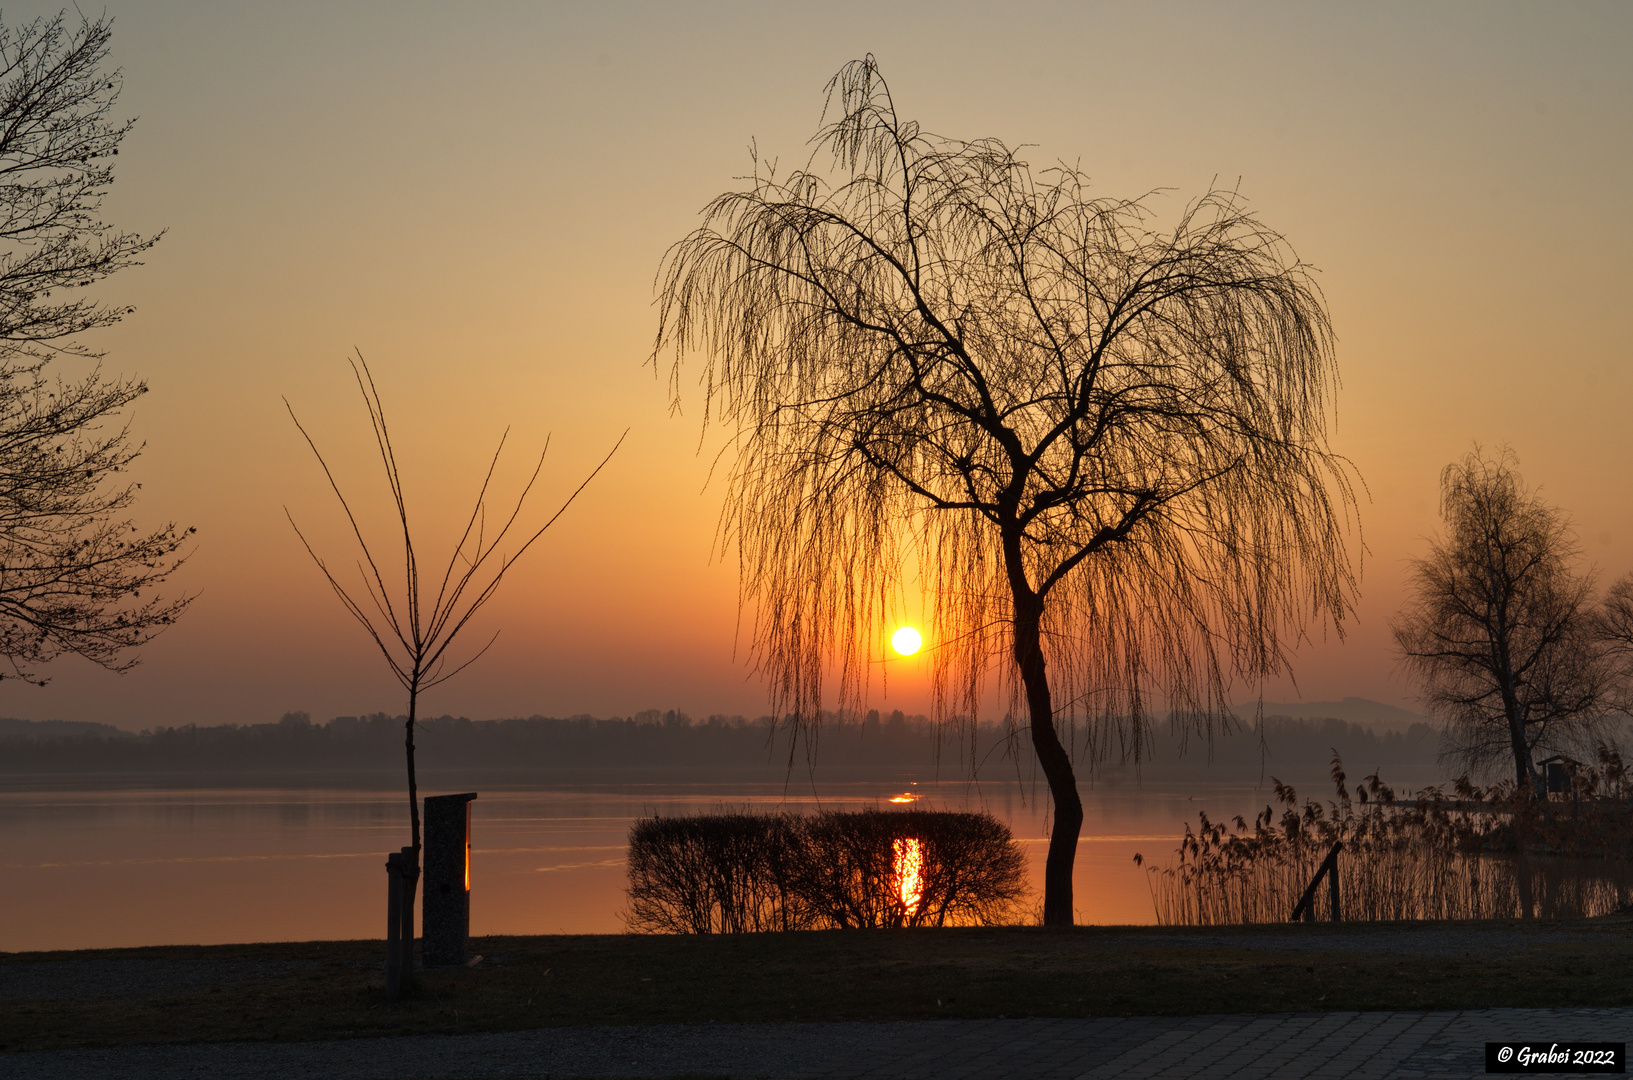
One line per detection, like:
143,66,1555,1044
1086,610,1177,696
1,1,1628,732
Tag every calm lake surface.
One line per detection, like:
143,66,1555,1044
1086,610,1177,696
2,777,1297,951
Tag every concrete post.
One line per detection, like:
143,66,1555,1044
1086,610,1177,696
422,792,477,967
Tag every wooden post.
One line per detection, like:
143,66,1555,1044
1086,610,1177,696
385,845,419,1000
1290,841,1344,922
1328,843,1341,922
397,846,418,990
385,849,405,1001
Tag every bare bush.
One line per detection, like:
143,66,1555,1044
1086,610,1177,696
796,810,1028,928
625,811,810,934
625,808,1027,933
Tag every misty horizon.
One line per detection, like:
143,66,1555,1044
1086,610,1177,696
0,703,1455,793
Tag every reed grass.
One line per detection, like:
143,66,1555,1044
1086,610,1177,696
1143,744,1633,925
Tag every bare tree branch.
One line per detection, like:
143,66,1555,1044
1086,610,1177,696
0,12,186,684
287,350,624,859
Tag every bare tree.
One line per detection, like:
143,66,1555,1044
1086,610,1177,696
286,353,621,986
1393,448,1608,798
1593,574,1633,718
0,11,186,684
653,57,1358,925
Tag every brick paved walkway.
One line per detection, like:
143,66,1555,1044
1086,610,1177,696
10,1008,1629,1079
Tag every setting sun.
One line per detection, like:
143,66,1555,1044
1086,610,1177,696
890,626,922,656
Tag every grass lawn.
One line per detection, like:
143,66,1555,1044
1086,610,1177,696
4,916,1631,1051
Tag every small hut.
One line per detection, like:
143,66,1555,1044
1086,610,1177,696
1537,755,1583,798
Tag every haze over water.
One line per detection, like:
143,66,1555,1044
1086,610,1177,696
1,779,1277,951
0,701,1451,949
0,688,1456,950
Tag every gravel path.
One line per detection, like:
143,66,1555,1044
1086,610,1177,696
7,1009,1630,1079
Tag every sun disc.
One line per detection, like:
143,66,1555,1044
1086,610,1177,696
891,626,923,656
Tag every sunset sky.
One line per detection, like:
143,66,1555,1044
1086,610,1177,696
2,1,1628,732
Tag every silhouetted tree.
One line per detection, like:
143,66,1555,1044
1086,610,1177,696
653,57,1358,924
1394,448,1608,797
1594,574,1633,717
0,11,186,684
286,353,621,991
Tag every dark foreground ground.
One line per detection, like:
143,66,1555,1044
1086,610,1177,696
17,1010,1633,1080
3,917,1631,1053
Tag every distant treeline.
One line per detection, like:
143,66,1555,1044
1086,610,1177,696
0,708,1444,786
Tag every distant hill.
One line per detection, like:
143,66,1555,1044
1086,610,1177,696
0,717,132,741
0,708,1447,790
1232,697,1431,733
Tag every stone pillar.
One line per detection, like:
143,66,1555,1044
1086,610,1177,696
422,792,477,967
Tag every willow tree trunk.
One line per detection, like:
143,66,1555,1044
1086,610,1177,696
1011,589,1083,926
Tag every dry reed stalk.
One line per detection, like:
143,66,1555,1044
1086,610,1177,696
1142,746,1633,925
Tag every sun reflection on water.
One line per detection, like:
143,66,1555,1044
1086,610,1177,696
892,837,923,915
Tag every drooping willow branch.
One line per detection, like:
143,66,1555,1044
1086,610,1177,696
655,56,1358,924
655,58,1360,755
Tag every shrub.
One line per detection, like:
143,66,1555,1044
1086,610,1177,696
624,810,810,933
794,809,1027,928
625,808,1027,933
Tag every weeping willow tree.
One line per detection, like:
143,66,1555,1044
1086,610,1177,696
653,57,1359,925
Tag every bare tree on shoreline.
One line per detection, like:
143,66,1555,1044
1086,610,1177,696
1597,575,1633,718
1394,448,1609,797
286,352,622,984
653,57,1358,925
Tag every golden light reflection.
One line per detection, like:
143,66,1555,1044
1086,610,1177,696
887,792,920,804
891,626,923,656
893,837,923,915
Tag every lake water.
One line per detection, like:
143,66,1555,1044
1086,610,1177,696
1,777,1290,951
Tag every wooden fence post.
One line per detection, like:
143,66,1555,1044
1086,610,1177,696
385,845,420,1000
1290,841,1344,922
385,849,405,1001
1328,844,1341,922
